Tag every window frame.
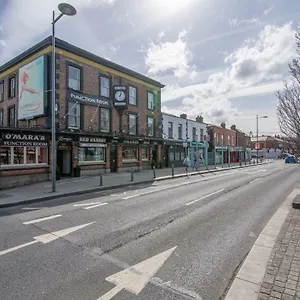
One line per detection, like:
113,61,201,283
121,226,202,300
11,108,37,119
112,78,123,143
128,86,137,106
8,76,16,98
99,107,111,133
147,92,154,110
67,63,83,91
67,101,81,129
192,127,197,141
0,108,3,127
128,113,138,135
168,121,173,139
99,74,111,98
147,116,155,137
0,80,4,102
200,129,204,141
78,147,106,164
7,105,16,127
178,124,183,140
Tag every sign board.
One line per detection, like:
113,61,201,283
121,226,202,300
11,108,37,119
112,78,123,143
255,143,260,150
67,90,110,108
1,132,49,147
79,136,106,143
113,85,127,110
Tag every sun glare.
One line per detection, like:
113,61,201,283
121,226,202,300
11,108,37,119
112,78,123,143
150,0,195,15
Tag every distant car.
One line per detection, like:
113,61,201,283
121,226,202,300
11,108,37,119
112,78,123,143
285,155,297,164
279,153,289,159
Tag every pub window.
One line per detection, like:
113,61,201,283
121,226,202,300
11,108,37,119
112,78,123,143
168,122,173,139
0,81,4,102
68,65,81,90
0,109,3,126
79,147,105,163
100,108,110,132
129,114,137,135
8,106,15,127
147,92,154,110
142,147,149,160
129,86,137,105
0,146,48,166
122,147,138,161
147,117,154,136
68,101,80,129
9,77,15,98
100,76,110,98
178,124,183,139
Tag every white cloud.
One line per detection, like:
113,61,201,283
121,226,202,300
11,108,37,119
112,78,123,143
0,0,118,64
158,31,165,38
109,45,120,52
264,5,274,16
162,22,296,124
229,17,260,28
144,29,196,79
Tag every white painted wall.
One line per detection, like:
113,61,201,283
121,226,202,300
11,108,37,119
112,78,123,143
187,120,208,142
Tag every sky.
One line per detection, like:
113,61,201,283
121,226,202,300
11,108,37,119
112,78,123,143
0,0,300,136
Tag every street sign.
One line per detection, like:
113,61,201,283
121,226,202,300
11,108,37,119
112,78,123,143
98,246,177,299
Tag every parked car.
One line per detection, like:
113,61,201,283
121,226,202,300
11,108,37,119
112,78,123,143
279,153,289,159
285,155,297,164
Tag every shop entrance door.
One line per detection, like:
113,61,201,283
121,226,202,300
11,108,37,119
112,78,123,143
110,144,118,172
57,149,72,176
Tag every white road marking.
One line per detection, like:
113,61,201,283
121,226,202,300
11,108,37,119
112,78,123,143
74,202,102,207
245,169,266,175
0,222,95,256
22,207,46,210
83,203,108,210
23,214,62,225
249,178,260,184
97,246,177,300
0,241,38,256
186,189,224,206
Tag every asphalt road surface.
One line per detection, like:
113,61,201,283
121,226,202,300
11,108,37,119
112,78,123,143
1,161,299,300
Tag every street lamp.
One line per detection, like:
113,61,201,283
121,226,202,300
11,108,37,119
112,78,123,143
256,115,268,164
51,3,76,193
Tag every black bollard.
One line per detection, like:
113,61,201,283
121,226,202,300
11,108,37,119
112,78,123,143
153,166,156,178
172,164,174,177
99,173,103,186
131,167,134,182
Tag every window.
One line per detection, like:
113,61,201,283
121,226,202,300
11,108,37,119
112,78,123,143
8,106,15,127
129,114,137,135
178,124,183,139
129,86,137,105
100,108,110,132
192,127,197,141
200,129,204,141
147,117,154,136
100,76,110,98
68,102,80,129
221,134,224,145
142,147,149,160
0,81,3,102
0,109,3,126
79,147,105,162
68,66,81,90
9,77,15,98
0,146,48,166
122,148,138,161
147,92,154,110
232,136,234,145
168,122,173,139
216,133,219,144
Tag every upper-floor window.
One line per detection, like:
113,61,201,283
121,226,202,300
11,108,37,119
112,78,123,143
68,66,81,90
232,136,234,145
178,124,183,139
216,133,219,144
100,108,110,132
8,106,15,127
147,92,154,110
221,134,224,145
168,122,173,139
0,109,3,126
129,114,137,135
100,76,110,98
147,117,154,136
68,101,80,129
0,81,4,102
200,129,204,141
129,86,137,105
9,77,15,98
192,127,197,141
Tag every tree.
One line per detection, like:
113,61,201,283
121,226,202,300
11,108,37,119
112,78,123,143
277,29,300,154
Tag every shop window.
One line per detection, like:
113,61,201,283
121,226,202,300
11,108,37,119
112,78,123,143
100,76,110,98
0,109,3,126
122,148,138,161
8,106,15,127
129,86,137,105
178,124,182,139
129,114,137,135
147,117,154,136
68,66,81,90
0,81,4,102
0,147,12,165
100,108,110,132
79,147,105,162
68,101,80,129
142,147,149,160
9,77,15,98
26,147,36,164
147,92,154,110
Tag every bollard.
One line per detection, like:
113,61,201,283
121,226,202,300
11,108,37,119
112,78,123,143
172,164,174,177
99,173,103,186
153,166,156,178
131,167,134,182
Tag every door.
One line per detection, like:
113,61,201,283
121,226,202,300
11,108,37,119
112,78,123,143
110,144,117,172
62,150,71,175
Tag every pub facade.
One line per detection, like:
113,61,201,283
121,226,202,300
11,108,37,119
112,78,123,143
0,36,164,189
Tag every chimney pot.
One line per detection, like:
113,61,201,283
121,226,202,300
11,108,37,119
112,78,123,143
180,114,187,119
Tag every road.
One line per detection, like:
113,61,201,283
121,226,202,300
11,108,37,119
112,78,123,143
0,161,299,300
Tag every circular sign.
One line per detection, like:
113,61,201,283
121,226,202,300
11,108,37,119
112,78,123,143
115,91,126,102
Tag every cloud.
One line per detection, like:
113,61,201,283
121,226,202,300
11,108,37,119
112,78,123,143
158,31,165,38
229,17,260,28
264,5,274,16
0,0,118,64
162,22,296,124
144,29,196,79
109,45,120,52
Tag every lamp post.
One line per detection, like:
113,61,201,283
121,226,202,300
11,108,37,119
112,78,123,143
256,115,268,164
51,3,76,193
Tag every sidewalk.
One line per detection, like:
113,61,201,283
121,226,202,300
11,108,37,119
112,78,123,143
0,161,266,208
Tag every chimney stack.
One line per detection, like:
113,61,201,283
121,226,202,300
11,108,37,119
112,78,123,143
231,125,236,130
196,115,204,123
180,113,187,119
221,122,226,128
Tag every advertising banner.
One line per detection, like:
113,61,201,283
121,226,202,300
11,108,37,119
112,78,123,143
18,56,45,120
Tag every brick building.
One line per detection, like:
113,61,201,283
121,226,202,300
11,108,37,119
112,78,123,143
0,37,164,189
231,125,251,161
